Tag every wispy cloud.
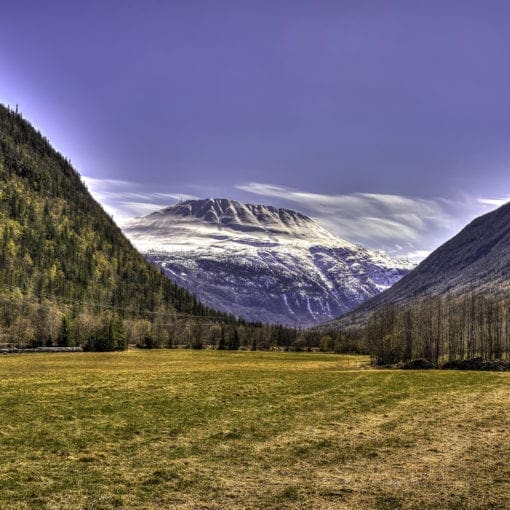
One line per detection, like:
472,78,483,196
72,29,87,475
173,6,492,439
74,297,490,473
477,196,510,207
82,176,197,225
236,182,497,262
81,176,506,263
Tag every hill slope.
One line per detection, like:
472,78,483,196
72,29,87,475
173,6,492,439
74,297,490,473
124,198,412,326
328,201,510,328
0,104,219,327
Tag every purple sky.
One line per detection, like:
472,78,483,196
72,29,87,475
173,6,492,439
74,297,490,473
1,1,509,261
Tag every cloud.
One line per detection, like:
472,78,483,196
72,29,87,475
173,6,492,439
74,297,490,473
405,250,432,264
236,182,493,261
82,176,198,225
477,196,510,207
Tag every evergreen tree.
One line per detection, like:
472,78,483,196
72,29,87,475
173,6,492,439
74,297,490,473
217,325,226,350
58,315,72,347
227,328,240,350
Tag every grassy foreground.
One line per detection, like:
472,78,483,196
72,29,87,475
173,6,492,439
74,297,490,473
0,350,508,509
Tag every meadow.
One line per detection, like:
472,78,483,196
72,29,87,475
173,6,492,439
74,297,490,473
0,350,508,509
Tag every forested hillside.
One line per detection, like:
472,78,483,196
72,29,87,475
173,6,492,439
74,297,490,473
0,104,229,349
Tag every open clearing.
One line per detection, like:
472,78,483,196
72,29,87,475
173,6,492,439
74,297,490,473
0,350,508,509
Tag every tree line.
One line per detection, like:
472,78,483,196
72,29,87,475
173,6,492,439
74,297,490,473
0,287,368,352
363,292,510,365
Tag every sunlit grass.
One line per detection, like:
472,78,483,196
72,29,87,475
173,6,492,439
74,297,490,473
0,350,508,509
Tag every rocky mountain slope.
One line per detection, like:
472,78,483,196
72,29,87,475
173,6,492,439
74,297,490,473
124,199,412,326
328,201,510,329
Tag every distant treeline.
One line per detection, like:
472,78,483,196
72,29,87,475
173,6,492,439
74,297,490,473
363,292,510,365
0,291,366,352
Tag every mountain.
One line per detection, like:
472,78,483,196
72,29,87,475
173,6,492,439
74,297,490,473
0,103,223,348
124,198,412,326
328,201,510,329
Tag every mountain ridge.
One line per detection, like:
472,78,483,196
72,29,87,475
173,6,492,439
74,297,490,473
327,200,510,329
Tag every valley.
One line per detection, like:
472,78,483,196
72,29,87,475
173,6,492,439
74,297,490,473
2,4,510,510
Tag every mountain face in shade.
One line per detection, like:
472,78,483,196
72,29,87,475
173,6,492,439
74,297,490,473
124,199,412,326
328,201,510,329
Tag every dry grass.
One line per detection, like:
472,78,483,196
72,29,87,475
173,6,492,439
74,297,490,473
0,350,508,509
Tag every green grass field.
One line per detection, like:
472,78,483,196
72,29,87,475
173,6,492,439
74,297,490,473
0,350,508,509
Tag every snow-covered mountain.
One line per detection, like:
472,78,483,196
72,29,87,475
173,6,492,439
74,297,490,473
124,198,413,326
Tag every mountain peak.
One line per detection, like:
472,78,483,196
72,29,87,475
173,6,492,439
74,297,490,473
153,198,313,230
124,198,412,326
132,197,340,245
